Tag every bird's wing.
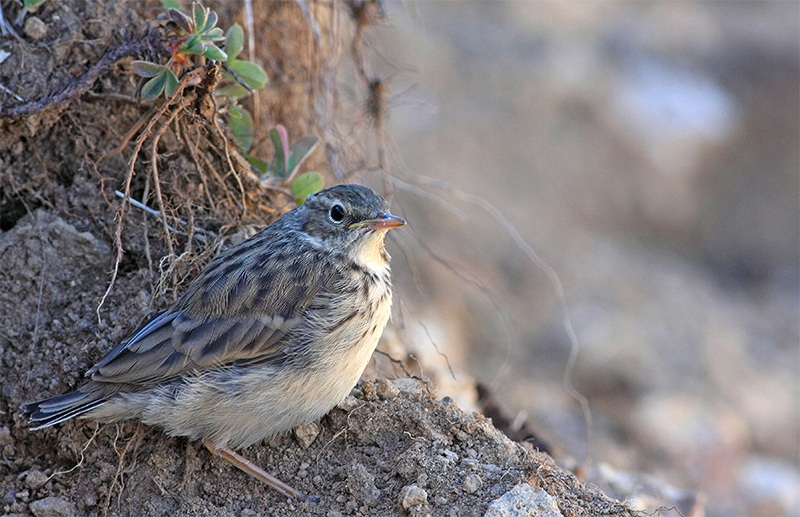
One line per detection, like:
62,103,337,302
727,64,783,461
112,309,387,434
85,309,302,385
86,244,335,387
86,221,337,387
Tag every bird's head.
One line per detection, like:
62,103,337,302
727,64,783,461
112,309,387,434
299,184,405,269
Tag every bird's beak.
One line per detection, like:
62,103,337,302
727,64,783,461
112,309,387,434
348,212,406,230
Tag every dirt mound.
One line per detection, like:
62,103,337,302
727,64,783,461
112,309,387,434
0,1,637,515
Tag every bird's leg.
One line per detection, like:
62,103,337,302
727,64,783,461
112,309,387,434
204,441,320,502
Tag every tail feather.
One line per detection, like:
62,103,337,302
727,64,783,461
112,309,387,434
23,385,108,430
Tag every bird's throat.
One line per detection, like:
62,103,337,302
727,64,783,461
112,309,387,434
353,231,389,272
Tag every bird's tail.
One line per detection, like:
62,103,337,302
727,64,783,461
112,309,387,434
22,384,108,430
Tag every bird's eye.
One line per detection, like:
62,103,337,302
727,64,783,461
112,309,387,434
329,203,346,223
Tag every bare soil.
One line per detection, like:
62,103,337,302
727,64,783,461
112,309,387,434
0,1,636,515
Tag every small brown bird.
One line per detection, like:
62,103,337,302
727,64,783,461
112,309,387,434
23,184,405,501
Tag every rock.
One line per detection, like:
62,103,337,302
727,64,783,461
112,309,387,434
0,426,13,446
337,395,361,412
484,484,563,517
0,425,13,457
399,484,428,510
361,379,378,400
464,473,482,494
347,464,381,507
393,378,425,394
23,17,47,40
2,490,16,505
24,470,49,490
377,379,400,400
29,496,76,517
293,422,321,448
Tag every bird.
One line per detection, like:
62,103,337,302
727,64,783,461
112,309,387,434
22,184,406,501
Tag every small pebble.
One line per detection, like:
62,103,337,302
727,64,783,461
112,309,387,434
83,491,97,508
361,380,378,400
2,490,15,505
439,448,459,464
485,484,561,517
0,426,13,446
453,430,470,442
399,484,428,509
463,473,482,494
25,470,49,490
347,463,381,507
338,395,361,411
23,17,47,40
293,422,321,448
376,379,400,400
393,378,424,394
29,496,76,517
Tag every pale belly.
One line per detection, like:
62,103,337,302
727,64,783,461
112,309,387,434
107,279,394,449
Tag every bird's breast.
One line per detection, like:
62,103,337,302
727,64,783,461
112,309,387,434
297,266,393,406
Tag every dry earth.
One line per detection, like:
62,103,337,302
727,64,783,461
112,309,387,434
0,213,632,516
0,1,639,516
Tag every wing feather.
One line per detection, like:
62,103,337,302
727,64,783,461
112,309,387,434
88,309,303,385
86,228,334,388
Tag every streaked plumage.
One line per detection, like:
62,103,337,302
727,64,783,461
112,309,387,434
23,184,405,500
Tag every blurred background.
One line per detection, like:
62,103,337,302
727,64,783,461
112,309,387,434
362,2,799,516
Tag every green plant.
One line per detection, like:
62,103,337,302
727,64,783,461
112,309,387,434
23,0,47,10
132,2,321,205
131,2,266,101
289,169,325,204
216,24,268,97
8,0,47,29
213,27,318,203
248,125,324,204
218,23,267,154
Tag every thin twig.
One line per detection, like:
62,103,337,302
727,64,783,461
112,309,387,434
0,31,164,119
0,4,20,38
141,173,153,274
373,349,414,378
243,0,260,130
179,121,217,211
149,106,182,260
411,227,516,386
0,82,23,102
211,108,247,216
197,147,237,208
97,66,212,321
294,0,322,46
104,425,144,515
399,299,457,381
46,424,101,481
388,230,425,295
113,190,214,242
